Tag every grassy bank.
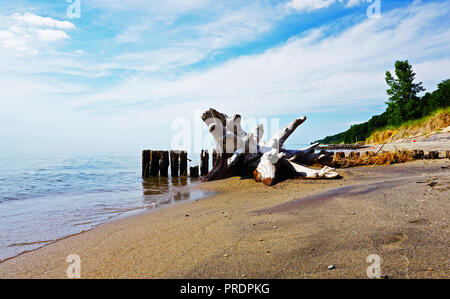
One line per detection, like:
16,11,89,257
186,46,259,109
365,107,450,144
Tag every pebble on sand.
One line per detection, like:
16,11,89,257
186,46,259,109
328,265,336,270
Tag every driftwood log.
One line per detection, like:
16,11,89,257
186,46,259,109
201,108,339,186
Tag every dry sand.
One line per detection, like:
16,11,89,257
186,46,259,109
0,159,449,279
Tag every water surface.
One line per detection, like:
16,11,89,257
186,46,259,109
0,153,207,261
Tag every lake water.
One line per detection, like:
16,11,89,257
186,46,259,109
0,153,208,261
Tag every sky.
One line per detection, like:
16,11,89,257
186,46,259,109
0,0,449,155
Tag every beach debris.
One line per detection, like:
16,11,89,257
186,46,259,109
427,182,438,187
351,212,356,215
330,149,415,168
224,254,229,258
200,108,339,186
327,265,336,270
273,226,278,229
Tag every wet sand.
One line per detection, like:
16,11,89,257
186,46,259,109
0,159,448,278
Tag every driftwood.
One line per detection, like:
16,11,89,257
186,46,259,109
201,108,339,186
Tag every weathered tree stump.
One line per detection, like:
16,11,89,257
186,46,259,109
142,150,151,178
190,166,199,178
200,108,339,186
170,151,180,177
200,150,210,176
159,151,170,177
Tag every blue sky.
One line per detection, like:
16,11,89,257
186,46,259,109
0,0,449,155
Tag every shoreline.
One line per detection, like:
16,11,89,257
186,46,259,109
0,159,448,278
0,181,214,263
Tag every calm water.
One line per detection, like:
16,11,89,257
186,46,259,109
0,153,208,261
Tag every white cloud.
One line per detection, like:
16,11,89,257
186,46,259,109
1,1,449,154
286,0,364,12
10,13,76,30
74,1,450,119
111,3,282,72
35,29,70,42
0,13,75,55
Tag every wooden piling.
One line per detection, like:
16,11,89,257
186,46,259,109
179,151,188,176
142,150,151,178
200,150,209,176
413,149,424,159
159,151,169,177
170,151,180,177
427,151,439,159
149,150,160,177
190,166,199,178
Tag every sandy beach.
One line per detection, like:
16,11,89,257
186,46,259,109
0,159,448,279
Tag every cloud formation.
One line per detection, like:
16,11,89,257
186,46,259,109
286,0,364,12
76,1,450,116
0,0,449,154
0,13,75,55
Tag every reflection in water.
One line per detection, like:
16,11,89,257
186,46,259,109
141,177,202,207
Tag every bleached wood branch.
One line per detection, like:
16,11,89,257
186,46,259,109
201,108,339,185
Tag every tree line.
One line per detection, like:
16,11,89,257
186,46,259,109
315,60,450,144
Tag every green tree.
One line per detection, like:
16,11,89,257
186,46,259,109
385,60,425,125
421,79,450,116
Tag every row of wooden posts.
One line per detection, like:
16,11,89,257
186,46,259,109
143,148,449,179
142,150,221,178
